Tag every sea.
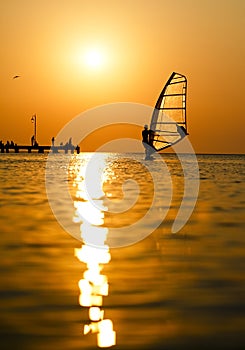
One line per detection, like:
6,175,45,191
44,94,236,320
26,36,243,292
0,152,244,350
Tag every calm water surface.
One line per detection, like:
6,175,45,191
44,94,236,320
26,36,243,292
0,153,244,349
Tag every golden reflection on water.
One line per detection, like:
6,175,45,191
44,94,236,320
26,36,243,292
74,245,116,348
72,154,116,348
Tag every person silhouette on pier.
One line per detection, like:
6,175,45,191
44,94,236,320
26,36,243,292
52,137,55,146
0,140,4,153
31,135,35,146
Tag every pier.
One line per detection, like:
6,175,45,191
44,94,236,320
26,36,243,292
0,144,80,154
1,115,81,154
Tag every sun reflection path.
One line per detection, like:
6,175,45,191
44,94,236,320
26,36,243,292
72,154,116,348
75,245,116,348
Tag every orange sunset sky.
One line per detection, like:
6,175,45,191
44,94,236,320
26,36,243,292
0,0,244,154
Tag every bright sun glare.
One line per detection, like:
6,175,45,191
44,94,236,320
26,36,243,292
84,49,104,69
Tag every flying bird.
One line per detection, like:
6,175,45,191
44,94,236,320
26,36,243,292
13,75,20,79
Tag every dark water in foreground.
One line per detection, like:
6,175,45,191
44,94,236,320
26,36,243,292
0,153,244,349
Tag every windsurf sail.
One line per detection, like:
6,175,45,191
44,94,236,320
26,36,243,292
149,72,188,152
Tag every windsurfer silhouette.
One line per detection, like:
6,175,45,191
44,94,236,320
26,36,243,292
142,125,155,160
142,124,149,143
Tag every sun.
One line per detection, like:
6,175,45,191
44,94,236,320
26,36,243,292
84,49,104,69
72,45,108,72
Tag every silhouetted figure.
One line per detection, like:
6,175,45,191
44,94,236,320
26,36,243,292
75,145,80,154
0,140,4,153
52,137,55,146
5,141,10,153
31,135,35,146
142,124,149,144
142,125,155,160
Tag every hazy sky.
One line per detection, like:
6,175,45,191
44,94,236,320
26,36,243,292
0,0,244,153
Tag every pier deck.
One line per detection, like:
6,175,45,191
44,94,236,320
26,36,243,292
0,144,80,154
